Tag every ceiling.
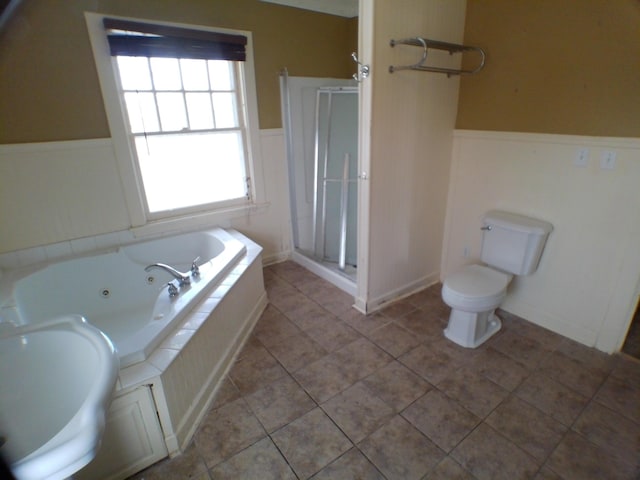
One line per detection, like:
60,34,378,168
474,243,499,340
260,0,358,18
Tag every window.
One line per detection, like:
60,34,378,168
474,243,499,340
91,16,261,222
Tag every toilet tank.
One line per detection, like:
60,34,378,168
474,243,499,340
480,211,553,275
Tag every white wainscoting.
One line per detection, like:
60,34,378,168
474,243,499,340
442,130,640,353
0,130,292,267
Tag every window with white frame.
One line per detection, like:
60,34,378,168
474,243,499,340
103,18,253,216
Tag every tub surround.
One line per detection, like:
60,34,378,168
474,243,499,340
0,229,267,480
73,230,267,480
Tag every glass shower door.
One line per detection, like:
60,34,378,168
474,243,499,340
313,88,358,271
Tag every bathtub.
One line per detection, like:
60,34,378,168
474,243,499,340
1,228,246,368
1,228,267,479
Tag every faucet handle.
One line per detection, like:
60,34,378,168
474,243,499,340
165,282,179,298
191,256,201,277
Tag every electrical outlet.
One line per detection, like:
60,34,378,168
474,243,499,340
574,148,589,167
600,151,617,170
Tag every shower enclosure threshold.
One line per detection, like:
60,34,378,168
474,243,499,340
291,250,356,296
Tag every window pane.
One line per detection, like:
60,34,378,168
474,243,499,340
180,59,209,90
117,56,152,90
124,92,159,133
212,93,238,128
150,57,182,90
156,93,188,131
185,93,214,130
135,132,246,212
208,60,234,90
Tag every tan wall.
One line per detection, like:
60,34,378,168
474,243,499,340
0,0,356,143
456,0,640,137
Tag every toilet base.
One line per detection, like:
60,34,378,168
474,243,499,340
444,308,502,348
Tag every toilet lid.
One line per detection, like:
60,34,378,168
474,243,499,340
444,265,511,298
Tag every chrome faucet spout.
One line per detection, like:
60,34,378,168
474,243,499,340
144,263,191,287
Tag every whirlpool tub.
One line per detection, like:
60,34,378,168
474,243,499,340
1,228,246,368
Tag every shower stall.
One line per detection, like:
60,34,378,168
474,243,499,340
280,74,358,292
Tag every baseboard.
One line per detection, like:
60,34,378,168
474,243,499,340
362,271,440,314
262,250,291,266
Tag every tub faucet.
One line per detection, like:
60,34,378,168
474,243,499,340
145,263,191,287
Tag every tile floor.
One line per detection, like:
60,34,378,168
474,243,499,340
622,305,640,359
131,261,640,480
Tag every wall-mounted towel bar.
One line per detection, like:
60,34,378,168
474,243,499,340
389,37,485,77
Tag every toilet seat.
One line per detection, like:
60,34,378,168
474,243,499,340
442,264,512,312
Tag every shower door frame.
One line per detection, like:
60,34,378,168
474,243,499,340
312,87,359,272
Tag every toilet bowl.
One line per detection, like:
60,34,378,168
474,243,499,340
442,264,512,348
441,210,553,348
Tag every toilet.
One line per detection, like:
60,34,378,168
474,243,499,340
442,210,553,348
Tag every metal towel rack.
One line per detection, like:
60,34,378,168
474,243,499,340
389,37,485,77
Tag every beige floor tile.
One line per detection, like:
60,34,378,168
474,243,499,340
361,360,432,412
129,443,208,480
438,367,509,418
515,372,589,426
594,374,640,424
293,351,358,403
271,407,352,479
310,448,385,480
556,337,616,375
499,310,564,351
306,283,354,316
366,322,422,357
490,329,551,370
269,291,312,319
451,423,539,480
333,337,394,378
244,374,316,433
404,284,442,308
284,300,337,331
402,389,480,452
534,466,564,480
399,343,465,385
235,334,265,361
359,415,445,480
340,309,390,335
193,398,266,468
266,331,328,373
380,299,417,320
305,317,361,352
537,350,607,397
228,345,287,395
485,396,566,462
209,437,296,480
268,260,317,285
425,456,476,480
572,400,640,464
252,306,302,347
210,377,240,410
322,382,395,443
545,431,638,480
393,308,446,340
470,347,530,391
611,354,640,388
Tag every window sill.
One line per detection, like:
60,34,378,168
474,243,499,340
130,202,270,239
